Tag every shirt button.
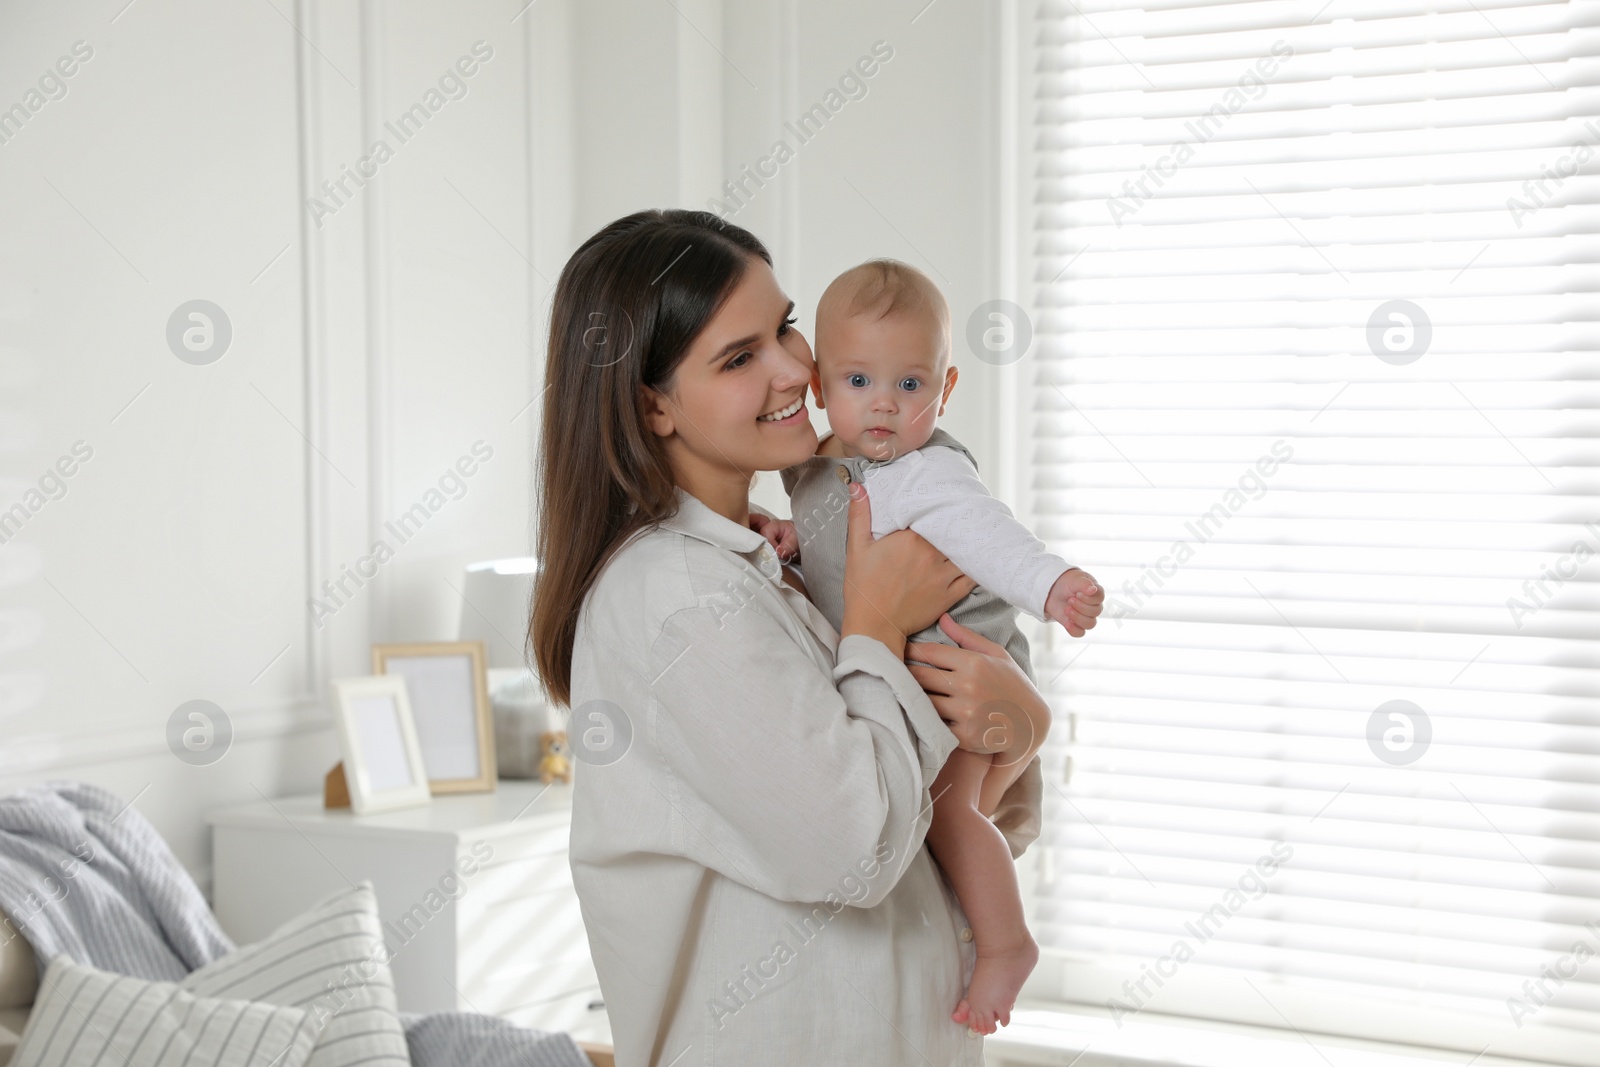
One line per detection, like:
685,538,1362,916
959,926,973,942
835,465,851,484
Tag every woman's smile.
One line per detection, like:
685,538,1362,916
757,393,809,426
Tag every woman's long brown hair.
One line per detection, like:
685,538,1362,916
529,209,771,708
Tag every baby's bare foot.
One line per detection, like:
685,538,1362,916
951,935,1039,1036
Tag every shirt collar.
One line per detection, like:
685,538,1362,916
657,485,772,557
657,486,832,637
656,486,790,585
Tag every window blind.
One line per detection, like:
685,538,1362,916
1022,2,1600,1064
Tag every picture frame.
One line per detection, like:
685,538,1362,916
371,640,497,794
329,675,434,814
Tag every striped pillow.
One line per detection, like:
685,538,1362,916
14,954,316,1067
180,881,410,1067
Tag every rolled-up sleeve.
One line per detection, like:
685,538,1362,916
647,602,957,908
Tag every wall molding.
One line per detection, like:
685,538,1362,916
0,700,330,777
295,0,334,700
359,0,394,643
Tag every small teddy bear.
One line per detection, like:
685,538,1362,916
537,730,573,784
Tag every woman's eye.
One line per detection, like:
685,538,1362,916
778,315,798,336
848,373,867,388
726,351,752,370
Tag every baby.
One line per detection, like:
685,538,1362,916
752,259,1103,1035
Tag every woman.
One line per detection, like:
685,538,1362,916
531,210,1067,1066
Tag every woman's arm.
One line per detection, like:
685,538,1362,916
905,614,1053,859
641,486,976,909
839,482,976,662
904,615,1051,761
646,594,956,909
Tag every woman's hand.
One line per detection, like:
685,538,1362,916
905,614,1051,763
840,482,977,659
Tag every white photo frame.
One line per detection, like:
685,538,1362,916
330,675,434,814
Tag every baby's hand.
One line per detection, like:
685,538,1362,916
748,513,800,563
1044,567,1103,638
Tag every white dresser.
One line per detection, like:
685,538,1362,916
206,780,610,1045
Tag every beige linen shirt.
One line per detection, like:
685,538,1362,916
567,485,1044,1067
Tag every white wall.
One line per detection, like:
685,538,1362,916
568,0,1009,515
1,0,1003,894
0,0,573,890
747,0,1008,504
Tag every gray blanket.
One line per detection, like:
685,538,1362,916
0,780,590,1067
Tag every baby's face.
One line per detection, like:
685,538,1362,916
811,308,957,461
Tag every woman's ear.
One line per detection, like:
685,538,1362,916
938,364,959,415
638,384,676,438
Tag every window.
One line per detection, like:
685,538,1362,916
1021,2,1600,1063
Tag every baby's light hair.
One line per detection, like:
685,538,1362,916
816,258,951,365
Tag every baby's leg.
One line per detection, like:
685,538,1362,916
925,747,1040,1036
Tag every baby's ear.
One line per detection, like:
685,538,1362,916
939,363,958,413
809,367,825,409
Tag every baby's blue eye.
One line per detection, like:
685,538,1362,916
847,373,868,388
900,377,921,392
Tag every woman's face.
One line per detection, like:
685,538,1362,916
642,257,818,493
